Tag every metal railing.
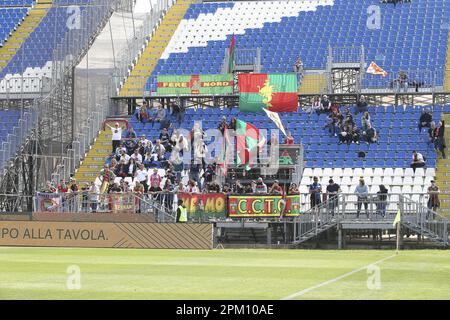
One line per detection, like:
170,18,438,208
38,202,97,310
293,193,448,245
0,77,49,96
111,0,177,96
0,107,37,172
362,69,438,93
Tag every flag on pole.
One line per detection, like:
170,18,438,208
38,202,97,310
366,61,388,77
219,127,232,176
393,209,401,227
236,119,259,171
262,107,287,137
238,73,298,112
228,34,235,74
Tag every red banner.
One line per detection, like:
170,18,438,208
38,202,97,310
178,193,226,219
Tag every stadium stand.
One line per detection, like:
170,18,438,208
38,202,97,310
0,0,35,6
118,0,192,97
73,103,447,215
0,1,52,78
0,5,86,81
134,0,449,93
0,8,29,47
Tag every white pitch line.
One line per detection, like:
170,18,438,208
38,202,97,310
280,254,397,300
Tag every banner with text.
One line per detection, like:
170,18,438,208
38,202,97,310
0,221,213,249
156,74,234,95
228,195,301,217
36,192,63,212
178,193,226,219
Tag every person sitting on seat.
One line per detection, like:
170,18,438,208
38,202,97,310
410,150,426,172
362,124,378,144
418,109,433,133
338,125,351,145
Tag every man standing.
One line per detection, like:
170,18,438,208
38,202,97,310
326,179,341,216
255,177,268,194
355,178,369,219
176,199,187,223
106,122,122,153
309,176,322,210
149,168,162,192
435,120,446,159
355,95,368,114
427,180,440,219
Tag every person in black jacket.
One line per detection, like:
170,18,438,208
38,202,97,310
376,185,388,217
355,95,368,114
418,109,432,133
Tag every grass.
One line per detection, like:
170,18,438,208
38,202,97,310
1,247,450,299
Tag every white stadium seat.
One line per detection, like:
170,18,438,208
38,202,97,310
373,168,384,176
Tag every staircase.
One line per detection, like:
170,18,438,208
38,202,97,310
118,0,192,97
293,194,448,247
444,27,450,91
292,200,337,245
0,0,53,73
298,73,328,94
73,130,112,185
435,113,450,217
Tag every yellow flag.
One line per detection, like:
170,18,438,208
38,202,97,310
393,209,401,227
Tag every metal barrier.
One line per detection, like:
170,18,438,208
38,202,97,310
0,107,37,172
293,193,448,246
362,69,438,93
111,0,178,96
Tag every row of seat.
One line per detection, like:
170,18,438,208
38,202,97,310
146,0,448,92
0,7,28,47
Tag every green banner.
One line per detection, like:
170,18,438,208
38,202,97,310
228,195,301,217
156,74,234,95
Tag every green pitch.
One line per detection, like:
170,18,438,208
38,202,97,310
1,247,450,299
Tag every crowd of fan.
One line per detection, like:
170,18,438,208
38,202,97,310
307,95,379,145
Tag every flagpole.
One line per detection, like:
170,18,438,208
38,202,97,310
396,220,400,254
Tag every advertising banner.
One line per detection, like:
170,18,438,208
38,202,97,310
110,193,138,214
228,195,301,217
156,74,234,95
178,193,226,219
36,192,63,212
0,221,213,249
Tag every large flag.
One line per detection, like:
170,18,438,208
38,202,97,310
238,73,298,112
262,107,287,137
228,34,235,74
219,127,233,176
393,209,401,227
236,119,259,170
366,61,388,77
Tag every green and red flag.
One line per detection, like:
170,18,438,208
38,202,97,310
236,119,259,170
238,73,298,112
228,34,235,73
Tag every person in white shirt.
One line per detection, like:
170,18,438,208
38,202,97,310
139,135,150,148
186,180,199,193
135,164,149,193
152,139,166,160
107,122,122,153
411,150,426,172
119,150,131,164
115,143,127,157
130,149,143,163
88,182,100,212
